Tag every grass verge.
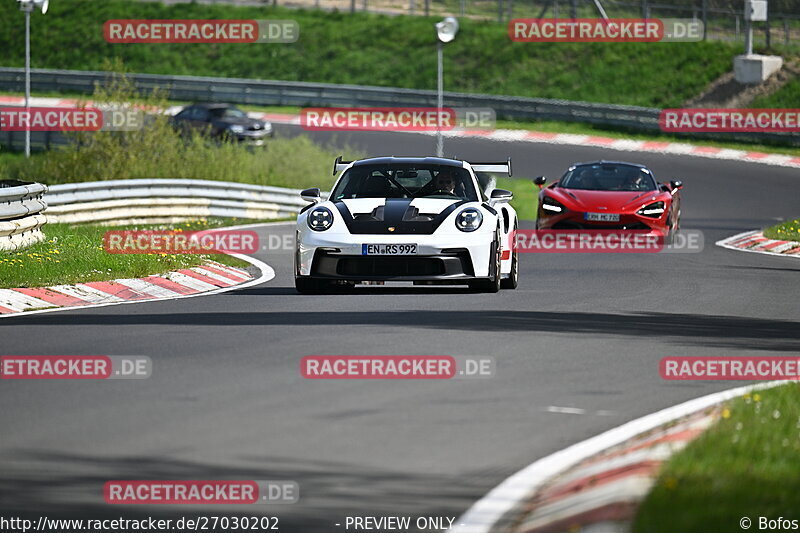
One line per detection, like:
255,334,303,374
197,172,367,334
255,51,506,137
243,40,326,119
752,78,800,109
763,218,800,241
495,177,539,221
0,219,253,289
632,383,800,533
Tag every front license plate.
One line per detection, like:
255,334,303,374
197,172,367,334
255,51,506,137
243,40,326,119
362,244,418,255
585,212,620,222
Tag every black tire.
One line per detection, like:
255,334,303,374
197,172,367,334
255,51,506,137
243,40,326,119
501,223,519,290
295,277,328,295
664,213,679,246
469,228,502,293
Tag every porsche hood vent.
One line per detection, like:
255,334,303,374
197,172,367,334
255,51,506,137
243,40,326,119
335,198,468,235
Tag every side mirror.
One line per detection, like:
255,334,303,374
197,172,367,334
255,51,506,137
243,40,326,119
533,176,547,188
301,187,321,203
490,189,513,203
670,180,683,190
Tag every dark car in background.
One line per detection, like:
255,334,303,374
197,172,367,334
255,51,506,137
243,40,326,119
170,103,273,145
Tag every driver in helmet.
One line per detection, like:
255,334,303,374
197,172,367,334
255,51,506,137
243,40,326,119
433,168,457,194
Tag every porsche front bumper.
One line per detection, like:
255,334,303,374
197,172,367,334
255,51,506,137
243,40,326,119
295,232,494,281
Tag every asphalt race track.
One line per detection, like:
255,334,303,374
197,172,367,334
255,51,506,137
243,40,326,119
1,126,799,531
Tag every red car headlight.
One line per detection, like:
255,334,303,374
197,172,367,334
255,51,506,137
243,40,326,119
541,196,566,214
637,201,665,218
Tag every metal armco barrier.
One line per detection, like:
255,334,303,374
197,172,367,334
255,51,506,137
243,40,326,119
0,180,48,251
0,67,796,147
0,67,660,128
44,179,310,225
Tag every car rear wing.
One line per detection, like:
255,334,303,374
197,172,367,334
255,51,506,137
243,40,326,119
469,158,512,177
333,156,353,175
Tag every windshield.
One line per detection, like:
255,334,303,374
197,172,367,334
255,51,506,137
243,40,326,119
559,164,657,191
331,164,478,201
209,107,248,119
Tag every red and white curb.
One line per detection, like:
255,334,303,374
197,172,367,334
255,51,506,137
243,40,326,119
256,113,800,170
510,410,715,533
0,259,270,318
450,381,784,533
716,231,800,257
4,95,800,170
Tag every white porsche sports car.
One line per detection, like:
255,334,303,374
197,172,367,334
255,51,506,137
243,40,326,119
295,156,519,294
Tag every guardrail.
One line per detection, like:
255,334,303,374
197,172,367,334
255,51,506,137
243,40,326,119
0,67,660,128
0,180,48,251
44,179,309,225
0,68,796,149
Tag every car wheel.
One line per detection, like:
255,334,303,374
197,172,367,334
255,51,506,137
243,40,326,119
295,277,328,295
501,223,519,290
664,215,678,246
469,228,502,293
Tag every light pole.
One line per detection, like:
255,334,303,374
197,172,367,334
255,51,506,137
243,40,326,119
435,17,458,158
17,0,49,158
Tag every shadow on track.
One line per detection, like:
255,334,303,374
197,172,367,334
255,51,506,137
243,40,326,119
6,309,799,352
0,449,485,530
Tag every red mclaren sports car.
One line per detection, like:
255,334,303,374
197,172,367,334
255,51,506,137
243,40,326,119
534,161,682,238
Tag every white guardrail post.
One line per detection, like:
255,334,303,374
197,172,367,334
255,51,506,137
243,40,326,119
43,179,311,225
0,180,48,252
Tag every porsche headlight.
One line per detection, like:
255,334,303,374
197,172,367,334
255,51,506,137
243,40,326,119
637,201,665,218
456,208,483,232
307,207,334,231
541,196,565,213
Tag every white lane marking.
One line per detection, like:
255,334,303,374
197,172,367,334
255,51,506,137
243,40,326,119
49,284,126,304
595,410,617,417
544,406,618,416
0,289,55,312
545,406,587,415
450,381,785,533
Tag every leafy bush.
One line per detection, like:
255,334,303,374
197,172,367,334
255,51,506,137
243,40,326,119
0,66,348,190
